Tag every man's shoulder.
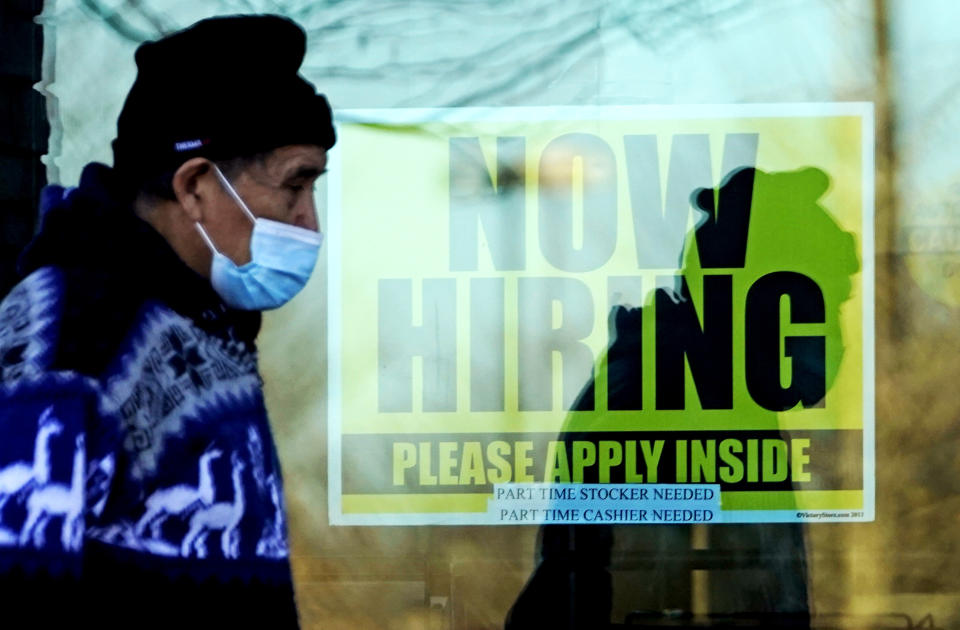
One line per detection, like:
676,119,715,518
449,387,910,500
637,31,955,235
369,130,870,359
1,263,148,379
0,266,68,382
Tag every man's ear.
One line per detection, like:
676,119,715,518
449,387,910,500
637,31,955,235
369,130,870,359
172,157,214,222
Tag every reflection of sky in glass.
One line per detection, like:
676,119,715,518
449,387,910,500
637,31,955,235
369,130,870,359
43,1,883,182
45,0,960,234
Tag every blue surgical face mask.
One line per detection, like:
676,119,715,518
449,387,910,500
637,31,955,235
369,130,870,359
194,165,323,310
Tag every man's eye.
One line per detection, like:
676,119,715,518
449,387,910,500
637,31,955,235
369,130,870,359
285,177,320,195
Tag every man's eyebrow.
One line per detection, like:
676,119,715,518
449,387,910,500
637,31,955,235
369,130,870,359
284,165,327,181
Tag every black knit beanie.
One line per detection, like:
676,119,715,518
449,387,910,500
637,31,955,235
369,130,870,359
111,14,335,187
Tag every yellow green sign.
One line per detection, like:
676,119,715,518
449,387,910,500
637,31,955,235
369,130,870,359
328,104,874,525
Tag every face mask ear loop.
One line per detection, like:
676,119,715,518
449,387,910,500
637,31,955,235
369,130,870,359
212,164,257,224
194,222,221,254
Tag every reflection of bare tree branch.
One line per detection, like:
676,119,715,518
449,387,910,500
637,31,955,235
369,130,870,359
298,0,757,106
437,23,605,107
78,0,762,107
128,0,177,36
302,5,600,83
293,0,547,29
78,0,158,43
614,0,754,52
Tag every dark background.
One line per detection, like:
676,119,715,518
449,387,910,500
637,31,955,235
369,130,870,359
1,0,46,297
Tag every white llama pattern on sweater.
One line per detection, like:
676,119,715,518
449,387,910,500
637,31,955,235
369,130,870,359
0,406,62,529
181,451,247,559
255,473,288,559
19,434,86,551
135,446,222,539
247,427,288,558
86,452,115,518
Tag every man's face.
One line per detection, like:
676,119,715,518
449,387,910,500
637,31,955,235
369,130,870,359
203,144,328,266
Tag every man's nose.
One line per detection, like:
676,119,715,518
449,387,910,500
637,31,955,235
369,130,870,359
294,193,319,232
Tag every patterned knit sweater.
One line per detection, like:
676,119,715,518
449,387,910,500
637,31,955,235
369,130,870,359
0,163,300,627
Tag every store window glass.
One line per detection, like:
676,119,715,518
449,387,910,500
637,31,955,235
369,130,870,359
24,0,959,627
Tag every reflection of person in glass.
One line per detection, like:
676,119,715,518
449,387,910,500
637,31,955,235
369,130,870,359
0,15,332,628
507,166,861,628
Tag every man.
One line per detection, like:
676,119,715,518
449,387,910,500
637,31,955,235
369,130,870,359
0,15,333,627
